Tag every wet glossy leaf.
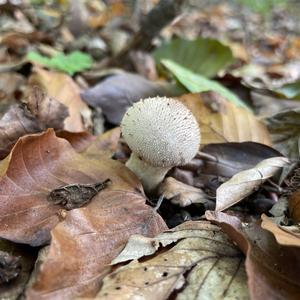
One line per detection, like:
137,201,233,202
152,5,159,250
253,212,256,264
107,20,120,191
201,142,282,178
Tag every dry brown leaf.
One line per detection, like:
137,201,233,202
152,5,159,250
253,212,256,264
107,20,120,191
26,191,166,300
177,93,271,146
0,87,68,159
83,127,121,158
158,177,208,207
0,129,159,246
206,211,300,300
261,214,300,247
216,157,289,211
289,189,300,222
29,67,92,131
95,221,248,300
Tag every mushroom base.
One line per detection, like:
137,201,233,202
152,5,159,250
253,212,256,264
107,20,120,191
126,153,169,194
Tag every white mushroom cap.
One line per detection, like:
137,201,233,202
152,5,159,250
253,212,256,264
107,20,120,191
121,97,201,168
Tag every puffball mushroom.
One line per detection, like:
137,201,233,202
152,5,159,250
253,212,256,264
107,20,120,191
121,97,201,193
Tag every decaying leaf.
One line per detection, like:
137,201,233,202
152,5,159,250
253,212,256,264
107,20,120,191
216,157,289,211
158,177,208,207
0,239,37,300
178,93,271,146
29,67,92,131
0,87,68,159
265,108,300,159
96,221,248,300
0,129,158,246
201,142,283,178
26,191,166,300
261,214,300,247
80,73,176,124
206,211,300,300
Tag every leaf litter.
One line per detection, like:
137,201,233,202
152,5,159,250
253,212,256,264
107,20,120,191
1,1,300,300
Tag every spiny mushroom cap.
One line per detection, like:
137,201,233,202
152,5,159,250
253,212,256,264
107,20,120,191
121,97,201,168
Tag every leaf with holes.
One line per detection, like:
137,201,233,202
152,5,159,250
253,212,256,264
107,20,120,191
94,221,248,300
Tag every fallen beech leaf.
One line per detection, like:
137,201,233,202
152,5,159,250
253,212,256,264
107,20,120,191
289,188,300,222
0,129,153,246
56,130,95,152
0,87,68,159
26,191,166,300
29,67,92,131
206,211,300,300
201,142,282,178
158,177,208,207
178,93,271,146
265,108,300,159
96,221,248,300
261,214,300,247
81,73,175,125
216,157,289,211
83,127,121,158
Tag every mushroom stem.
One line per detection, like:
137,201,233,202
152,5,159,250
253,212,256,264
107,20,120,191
126,153,169,193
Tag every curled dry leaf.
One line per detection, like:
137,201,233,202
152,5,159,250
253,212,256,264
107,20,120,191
158,177,208,207
206,211,300,300
96,221,248,300
80,73,174,125
201,142,283,178
178,93,271,146
0,87,68,159
261,214,300,247
29,67,92,131
0,129,162,246
26,190,166,300
216,157,289,211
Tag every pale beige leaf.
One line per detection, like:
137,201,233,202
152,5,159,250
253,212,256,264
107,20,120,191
216,157,289,211
178,93,271,146
29,67,92,131
261,214,300,247
158,177,207,207
95,221,249,300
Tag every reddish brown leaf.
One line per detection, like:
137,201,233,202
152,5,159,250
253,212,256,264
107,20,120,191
289,189,300,222
26,191,166,299
0,87,68,159
0,129,160,246
205,211,300,300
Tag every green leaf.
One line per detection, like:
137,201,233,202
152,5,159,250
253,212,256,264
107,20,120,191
275,80,300,99
153,38,234,78
162,59,249,110
27,51,93,75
